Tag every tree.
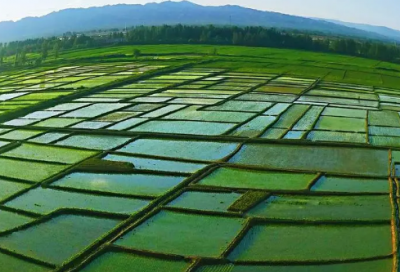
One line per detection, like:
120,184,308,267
232,31,243,45
0,47,4,66
0,25,398,65
41,41,49,60
200,30,209,43
19,46,27,65
133,49,141,59
210,48,218,56
53,41,60,59
35,57,43,66
14,45,20,66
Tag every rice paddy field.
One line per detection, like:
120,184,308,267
0,45,400,271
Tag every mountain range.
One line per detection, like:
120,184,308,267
316,18,400,42
0,1,399,43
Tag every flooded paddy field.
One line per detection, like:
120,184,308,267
0,59,399,272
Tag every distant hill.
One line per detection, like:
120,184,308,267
0,1,392,43
316,18,400,42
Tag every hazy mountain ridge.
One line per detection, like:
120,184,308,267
0,1,393,43
316,18,400,42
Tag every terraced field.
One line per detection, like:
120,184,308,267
0,55,399,271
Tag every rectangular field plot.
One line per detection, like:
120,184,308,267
283,130,305,139
34,118,84,128
298,96,379,108
21,110,62,120
152,92,231,99
247,195,391,221
292,106,324,131
198,167,317,191
117,139,239,161
168,98,222,105
106,118,148,130
12,92,72,101
0,252,51,272
369,126,400,137
322,107,366,118
103,154,207,173
5,187,150,215
273,104,310,129
314,116,366,132
56,135,131,150
307,89,378,101
140,104,186,118
0,178,31,201
236,93,297,103
131,97,172,103
115,210,245,258
256,85,305,95
197,259,393,272
207,101,272,112
47,103,90,111
51,172,185,197
369,111,400,127
4,118,39,127
311,176,390,193
261,128,290,139
0,214,120,265
72,121,111,129
1,144,96,164
0,158,68,182
168,89,241,95
163,106,255,123
230,143,388,176
228,224,392,262
307,131,367,144
230,116,276,138
0,209,33,232
263,103,291,116
0,129,44,140
95,111,139,122
80,251,191,272
124,103,164,112
29,133,70,144
130,120,235,136
167,191,242,212
369,135,400,147
62,103,130,118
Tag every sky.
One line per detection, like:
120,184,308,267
0,0,398,30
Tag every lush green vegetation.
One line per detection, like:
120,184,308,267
0,45,399,271
1,25,400,69
1,44,400,89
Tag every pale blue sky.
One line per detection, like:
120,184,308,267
0,0,398,30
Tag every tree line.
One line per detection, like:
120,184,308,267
1,24,400,67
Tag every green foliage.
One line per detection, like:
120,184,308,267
41,40,48,60
210,48,218,56
75,158,135,173
1,25,400,65
19,47,27,65
0,46,4,66
53,41,60,59
228,191,270,212
132,48,141,59
1,42,400,88
34,57,42,66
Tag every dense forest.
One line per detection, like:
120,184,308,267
1,25,400,67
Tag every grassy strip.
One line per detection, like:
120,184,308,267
228,191,270,213
389,177,400,272
75,158,134,173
